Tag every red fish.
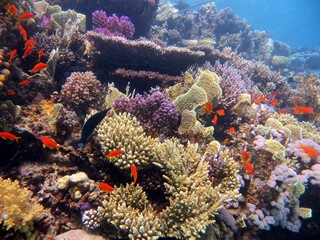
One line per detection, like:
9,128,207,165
271,98,278,107
24,39,36,49
38,49,43,62
4,4,18,16
241,150,251,162
299,145,318,159
228,127,235,133
245,162,254,175
216,109,225,116
279,109,286,114
130,164,138,185
17,25,28,41
9,49,17,63
22,46,33,59
253,94,266,104
223,137,230,145
107,149,124,158
98,182,114,193
293,106,314,115
212,114,218,125
29,62,48,73
203,101,213,115
0,131,21,143
18,79,31,86
40,136,61,151
19,13,34,20
7,89,16,95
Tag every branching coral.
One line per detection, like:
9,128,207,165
0,177,43,232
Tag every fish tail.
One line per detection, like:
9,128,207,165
15,137,21,143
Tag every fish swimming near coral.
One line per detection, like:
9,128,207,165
18,79,31,86
9,49,17,63
107,149,124,158
299,145,318,160
29,62,48,73
78,108,111,148
130,164,138,185
19,13,34,21
98,182,114,194
0,132,21,143
40,136,61,151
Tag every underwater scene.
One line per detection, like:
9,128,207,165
0,0,320,239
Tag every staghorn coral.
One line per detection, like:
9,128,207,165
92,10,135,39
60,71,103,112
0,177,43,232
97,112,157,169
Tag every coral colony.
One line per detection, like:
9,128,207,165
0,0,320,239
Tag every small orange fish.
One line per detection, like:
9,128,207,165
0,131,21,143
130,164,138,185
271,98,278,107
216,109,225,116
19,13,34,20
29,62,48,73
40,136,61,151
98,182,114,193
22,46,33,59
270,91,279,97
4,4,18,16
212,114,218,125
18,79,31,86
223,137,230,145
203,101,213,115
253,94,266,104
279,109,286,114
241,150,251,162
24,39,36,49
293,106,314,115
107,149,124,158
299,145,318,159
245,162,254,175
7,89,16,95
228,127,235,133
9,49,17,63
38,49,43,62
17,25,28,41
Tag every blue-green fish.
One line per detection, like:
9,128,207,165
78,108,111,148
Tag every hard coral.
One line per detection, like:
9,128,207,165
92,10,135,39
0,177,43,231
60,71,103,112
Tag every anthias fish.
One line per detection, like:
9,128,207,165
40,136,61,151
130,164,138,185
107,149,124,158
0,132,21,143
29,62,48,73
98,182,114,193
78,108,111,148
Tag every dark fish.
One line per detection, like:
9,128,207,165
78,108,111,148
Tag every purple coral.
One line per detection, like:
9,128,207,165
92,10,135,39
60,71,103,111
113,91,180,136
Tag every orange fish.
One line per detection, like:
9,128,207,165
245,162,254,175
271,98,278,107
24,39,36,49
253,94,266,104
212,114,218,125
4,4,18,16
130,164,138,185
279,109,286,114
0,131,21,143
223,137,230,145
29,62,48,73
107,149,124,158
270,91,279,97
19,13,34,20
22,46,33,59
203,101,213,115
98,182,115,193
17,25,28,41
299,145,318,159
293,106,314,115
7,89,16,95
228,127,235,133
9,49,17,63
241,150,251,162
38,49,43,62
40,136,61,151
216,109,225,116
18,79,31,86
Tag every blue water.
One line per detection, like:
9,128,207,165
173,0,320,48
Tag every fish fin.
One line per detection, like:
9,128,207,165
43,144,46,148
15,137,21,143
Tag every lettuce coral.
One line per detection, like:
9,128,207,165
0,177,43,232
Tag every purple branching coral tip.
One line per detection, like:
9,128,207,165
113,91,180,136
92,10,135,39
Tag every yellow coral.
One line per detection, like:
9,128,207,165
0,177,43,231
97,112,157,169
264,139,286,162
195,69,222,101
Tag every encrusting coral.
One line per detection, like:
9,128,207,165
0,177,43,233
